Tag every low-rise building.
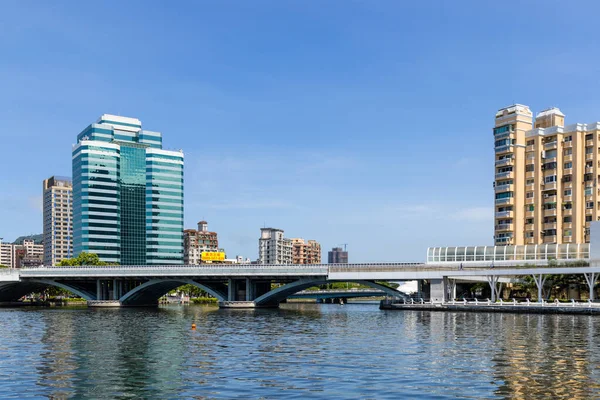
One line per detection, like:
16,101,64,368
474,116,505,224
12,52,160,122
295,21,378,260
184,221,220,264
291,238,321,264
0,241,13,267
1,239,44,268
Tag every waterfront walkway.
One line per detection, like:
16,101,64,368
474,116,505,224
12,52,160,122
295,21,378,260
380,298,600,315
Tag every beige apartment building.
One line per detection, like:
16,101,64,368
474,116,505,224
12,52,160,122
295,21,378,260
291,238,321,264
43,176,73,265
494,104,600,246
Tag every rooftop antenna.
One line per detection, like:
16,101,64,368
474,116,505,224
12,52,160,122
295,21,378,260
341,243,348,251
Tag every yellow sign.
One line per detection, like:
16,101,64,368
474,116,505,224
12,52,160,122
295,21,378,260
201,251,225,261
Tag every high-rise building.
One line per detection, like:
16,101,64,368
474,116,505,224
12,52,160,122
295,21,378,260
43,176,73,265
494,104,600,245
183,221,220,264
291,238,321,264
258,228,292,264
73,114,184,265
328,247,348,263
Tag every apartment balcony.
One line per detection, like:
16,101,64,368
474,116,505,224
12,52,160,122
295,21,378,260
525,210,535,218
564,154,573,162
586,166,594,174
495,158,514,166
563,195,572,202
564,168,572,175
495,223,513,231
542,195,557,203
525,197,535,205
563,141,573,148
544,141,558,150
525,238,536,245
495,171,514,179
494,132,512,140
563,236,573,243
495,184,513,193
586,208,593,215
543,209,557,217
544,222,557,230
542,182,557,190
563,181,573,189
563,208,573,216
586,194,594,201
543,235,557,243
526,171,535,179
586,153,594,161
525,223,534,231
495,197,513,205
587,139,594,147
495,237,513,245
526,144,535,152
495,211,512,218
495,145,512,154
563,222,573,229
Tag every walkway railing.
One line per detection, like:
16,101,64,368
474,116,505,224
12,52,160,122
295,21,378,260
381,297,600,308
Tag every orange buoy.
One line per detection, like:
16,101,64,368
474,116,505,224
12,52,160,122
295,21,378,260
191,323,196,330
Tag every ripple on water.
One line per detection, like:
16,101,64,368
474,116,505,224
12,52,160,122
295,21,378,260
0,305,599,399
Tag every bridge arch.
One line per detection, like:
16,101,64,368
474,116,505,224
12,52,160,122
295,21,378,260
119,279,227,306
0,279,96,302
253,279,408,306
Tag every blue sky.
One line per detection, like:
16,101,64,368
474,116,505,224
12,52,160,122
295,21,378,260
1,1,600,261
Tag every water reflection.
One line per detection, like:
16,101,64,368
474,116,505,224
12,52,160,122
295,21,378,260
0,305,599,399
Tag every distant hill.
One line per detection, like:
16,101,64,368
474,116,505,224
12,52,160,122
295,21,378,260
12,234,43,245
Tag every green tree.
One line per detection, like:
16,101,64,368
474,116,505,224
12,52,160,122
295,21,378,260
0,264,9,269
57,252,111,266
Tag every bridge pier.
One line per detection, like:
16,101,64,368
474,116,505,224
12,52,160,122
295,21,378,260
486,275,503,302
531,274,548,303
583,273,598,301
220,279,279,308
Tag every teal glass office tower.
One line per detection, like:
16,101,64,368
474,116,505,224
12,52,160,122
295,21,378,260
73,115,184,264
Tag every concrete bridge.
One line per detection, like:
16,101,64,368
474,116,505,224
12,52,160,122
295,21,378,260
1,255,599,307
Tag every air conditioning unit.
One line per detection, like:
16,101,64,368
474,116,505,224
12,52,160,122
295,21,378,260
541,151,546,158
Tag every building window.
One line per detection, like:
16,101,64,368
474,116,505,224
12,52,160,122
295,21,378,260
586,215,593,222
526,164,535,172
565,148,573,156
564,230,572,237
544,175,557,183
527,139,535,146
564,135,572,142
563,202,572,210
564,162,572,169
563,216,572,223
585,187,593,195
564,189,572,196
586,133,593,141
587,201,594,209
563,175,572,183
525,232,534,238
526,178,535,185
526,218,534,224
586,147,593,154
526,192,534,198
